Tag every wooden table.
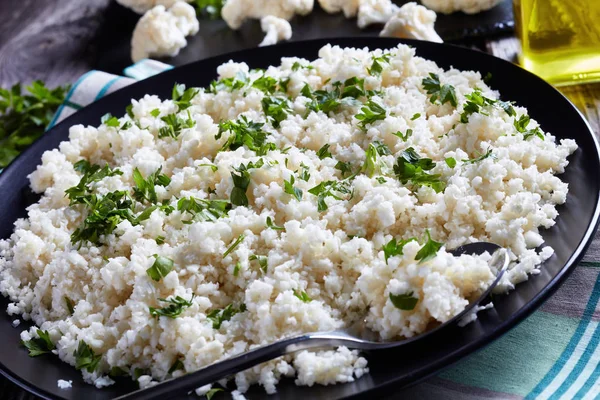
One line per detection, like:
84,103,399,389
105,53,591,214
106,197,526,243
0,0,599,399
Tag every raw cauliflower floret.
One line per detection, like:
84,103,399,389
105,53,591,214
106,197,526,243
259,16,293,47
420,0,504,14
222,0,314,30
116,0,189,14
130,2,199,62
380,2,443,43
357,0,400,29
318,0,360,17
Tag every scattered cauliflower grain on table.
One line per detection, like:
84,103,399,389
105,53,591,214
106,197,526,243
420,0,504,14
380,2,443,43
131,1,199,62
259,16,293,47
57,379,72,389
0,43,577,395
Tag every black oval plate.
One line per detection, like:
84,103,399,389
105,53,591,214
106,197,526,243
1,38,599,400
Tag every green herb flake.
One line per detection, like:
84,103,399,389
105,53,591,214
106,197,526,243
393,147,445,193
172,83,199,111
445,157,457,168
266,216,285,231
65,297,75,315
177,197,231,223
233,261,242,277
146,255,174,282
224,234,246,258
382,237,416,262
335,161,353,177
367,53,391,76
316,144,332,159
514,114,544,140
376,177,387,184
262,96,291,128
294,290,312,303
249,254,268,272
422,73,457,107
252,75,279,95
101,113,120,127
308,180,353,212
150,108,161,118
291,62,314,71
355,100,386,130
462,148,494,164
158,111,196,139
389,291,419,311
206,304,245,329
206,388,224,400
230,159,264,206
155,236,165,245
194,0,226,19
410,113,421,121
414,230,444,264
297,163,311,181
217,116,274,155
22,329,55,357
284,175,303,201
392,129,413,141
74,340,102,373
132,167,171,205
149,295,195,319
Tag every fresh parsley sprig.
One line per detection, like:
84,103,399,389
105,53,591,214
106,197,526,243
308,180,353,212
149,295,195,319
230,159,264,206
422,73,457,107
284,175,303,201
74,340,102,373
193,0,226,19
462,148,494,164
177,197,231,223
206,303,246,329
223,234,246,258
262,96,291,128
147,255,174,282
514,114,544,140
414,230,444,263
22,330,55,357
132,167,171,205
367,53,391,76
294,290,312,303
158,111,195,139
172,83,199,111
217,116,275,155
355,100,386,130
393,147,445,193
389,292,419,311
382,237,417,263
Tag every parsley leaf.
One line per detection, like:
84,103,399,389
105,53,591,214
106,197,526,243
514,114,544,140
462,148,494,164
22,329,55,357
414,230,444,263
206,388,224,400
389,292,419,311
392,129,413,141
177,197,231,223
252,75,279,94
198,163,218,172
233,261,242,276
172,83,199,111
284,175,303,201
223,234,245,258
294,290,312,303
262,97,291,128
335,161,353,177
445,157,457,168
150,108,161,117
217,116,274,155
316,144,332,159
266,216,285,231
382,238,417,262
249,254,268,272
355,100,386,130
292,62,314,71
65,297,75,315
149,295,195,319
74,340,102,373
362,143,379,177
367,53,391,76
194,0,226,19
132,167,170,205
411,113,421,120
297,163,311,181
101,113,120,127
308,180,353,212
146,255,174,281
158,111,195,139
0,81,69,168
459,89,496,123
230,159,264,206
206,303,246,329
422,73,457,107
208,72,248,93
393,147,445,193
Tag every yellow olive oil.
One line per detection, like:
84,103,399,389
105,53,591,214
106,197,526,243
513,0,600,86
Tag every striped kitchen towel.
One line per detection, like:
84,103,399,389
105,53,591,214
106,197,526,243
44,60,600,400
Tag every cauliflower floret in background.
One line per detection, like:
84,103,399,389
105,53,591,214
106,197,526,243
259,16,293,47
116,0,190,14
420,0,504,14
318,0,360,18
380,2,443,43
357,0,399,29
222,0,315,30
131,2,199,62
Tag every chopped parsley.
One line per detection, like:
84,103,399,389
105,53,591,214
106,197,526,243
158,111,196,139
292,62,314,71
355,100,386,130
233,261,242,276
266,216,284,231
230,159,264,206
335,161,353,177
22,330,55,357
389,292,419,311
284,175,303,201
168,359,184,374
459,89,496,123
149,295,195,319
146,255,174,282
206,303,246,329
376,177,387,184
249,254,268,272
172,83,199,111
74,340,102,373
514,114,544,140
308,180,353,212
132,167,171,205
206,388,224,400
252,75,279,94
216,116,275,155
414,230,444,263
294,290,312,303
224,234,246,258
150,108,161,117
462,148,494,164
392,129,413,141
367,53,391,76
362,143,379,177
316,144,332,159
382,237,416,262
422,73,457,107
101,113,120,127
198,163,218,172
194,0,226,19
411,113,421,121
297,163,311,181
65,297,75,315
262,96,291,128
155,236,165,245
445,157,457,168
65,160,123,205
208,72,248,93
177,197,231,223
393,147,445,193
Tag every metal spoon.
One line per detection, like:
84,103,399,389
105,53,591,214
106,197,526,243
117,242,509,400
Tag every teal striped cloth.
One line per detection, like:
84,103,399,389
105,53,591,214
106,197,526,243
48,60,600,400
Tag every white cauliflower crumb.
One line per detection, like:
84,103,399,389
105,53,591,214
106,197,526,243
318,0,360,17
131,2,199,62
57,380,72,389
222,0,314,30
380,2,443,43
116,0,189,14
11,319,19,327
420,0,504,15
357,0,399,29
259,16,293,47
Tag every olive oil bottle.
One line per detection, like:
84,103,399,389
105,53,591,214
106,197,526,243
513,0,600,86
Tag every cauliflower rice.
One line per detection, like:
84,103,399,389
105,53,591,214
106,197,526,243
0,44,577,396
